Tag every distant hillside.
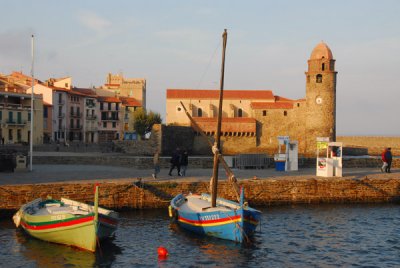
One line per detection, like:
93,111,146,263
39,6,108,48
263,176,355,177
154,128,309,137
337,136,400,156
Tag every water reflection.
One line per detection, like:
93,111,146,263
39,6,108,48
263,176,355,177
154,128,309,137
15,229,121,267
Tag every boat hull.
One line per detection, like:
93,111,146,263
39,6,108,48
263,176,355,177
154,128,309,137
170,193,261,243
14,198,118,252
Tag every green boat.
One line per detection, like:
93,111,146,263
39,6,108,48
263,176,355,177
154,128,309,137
13,185,118,252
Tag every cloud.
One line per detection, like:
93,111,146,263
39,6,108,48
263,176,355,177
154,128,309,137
77,11,111,33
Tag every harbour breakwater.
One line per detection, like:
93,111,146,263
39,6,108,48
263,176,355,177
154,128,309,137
1,175,399,218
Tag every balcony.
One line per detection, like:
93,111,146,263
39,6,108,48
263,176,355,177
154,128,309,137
57,100,65,105
70,112,81,118
70,125,82,130
101,117,119,121
58,113,65,118
86,114,97,120
6,120,27,126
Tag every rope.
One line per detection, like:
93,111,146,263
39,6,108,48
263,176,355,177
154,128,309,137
195,40,222,89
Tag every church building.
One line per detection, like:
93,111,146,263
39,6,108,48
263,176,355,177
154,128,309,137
165,42,337,156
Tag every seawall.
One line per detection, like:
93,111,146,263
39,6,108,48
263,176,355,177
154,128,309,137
1,176,399,218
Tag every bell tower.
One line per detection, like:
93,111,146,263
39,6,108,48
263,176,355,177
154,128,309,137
305,42,337,145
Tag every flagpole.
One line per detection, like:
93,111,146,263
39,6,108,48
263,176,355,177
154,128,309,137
30,35,34,171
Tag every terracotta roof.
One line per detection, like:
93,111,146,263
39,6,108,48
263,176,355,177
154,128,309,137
274,95,294,102
97,96,122,103
167,89,274,100
250,102,294,109
72,87,97,96
120,97,142,107
49,86,70,92
193,117,256,133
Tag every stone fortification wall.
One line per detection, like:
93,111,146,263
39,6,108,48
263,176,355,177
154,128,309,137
160,125,195,155
337,136,400,156
1,177,400,216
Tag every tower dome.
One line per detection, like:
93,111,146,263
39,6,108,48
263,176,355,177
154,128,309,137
310,42,333,60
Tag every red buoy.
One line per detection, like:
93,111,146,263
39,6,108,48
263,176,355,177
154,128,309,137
157,246,168,258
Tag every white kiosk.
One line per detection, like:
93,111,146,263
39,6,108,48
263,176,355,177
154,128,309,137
316,137,343,177
274,136,298,171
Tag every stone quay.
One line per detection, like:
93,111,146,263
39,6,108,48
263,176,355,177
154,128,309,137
0,153,398,219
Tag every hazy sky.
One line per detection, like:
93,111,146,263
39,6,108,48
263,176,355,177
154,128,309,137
1,0,399,135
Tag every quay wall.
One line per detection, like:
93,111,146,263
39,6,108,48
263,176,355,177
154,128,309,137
1,177,400,217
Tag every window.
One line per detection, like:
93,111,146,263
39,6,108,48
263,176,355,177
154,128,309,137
284,111,287,116
0,111,2,120
316,74,322,83
70,107,74,116
112,122,116,128
262,110,267,116
322,63,325,71
77,119,80,128
238,108,243,117
307,75,310,83
17,112,21,124
59,106,62,116
17,129,21,142
70,119,74,129
65,83,68,88
100,102,104,110
297,103,300,107
44,107,48,118
103,122,107,128
58,119,62,129
58,93,62,103
116,103,119,110
77,107,80,116
197,108,202,117
108,103,111,110
8,111,13,122
8,129,12,141
28,112,31,121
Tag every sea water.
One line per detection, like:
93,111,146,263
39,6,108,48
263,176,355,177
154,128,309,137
1,204,399,267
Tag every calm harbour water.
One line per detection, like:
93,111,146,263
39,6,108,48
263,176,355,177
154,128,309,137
1,204,400,267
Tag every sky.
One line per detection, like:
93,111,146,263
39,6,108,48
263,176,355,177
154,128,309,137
1,0,399,136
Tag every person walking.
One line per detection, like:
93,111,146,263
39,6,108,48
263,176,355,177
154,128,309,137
381,148,388,173
152,149,160,179
180,150,189,176
385,147,393,173
168,147,181,176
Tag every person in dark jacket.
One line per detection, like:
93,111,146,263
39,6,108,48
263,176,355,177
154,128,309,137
385,148,393,173
168,148,181,176
180,150,189,176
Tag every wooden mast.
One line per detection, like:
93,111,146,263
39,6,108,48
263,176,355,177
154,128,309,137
211,29,228,207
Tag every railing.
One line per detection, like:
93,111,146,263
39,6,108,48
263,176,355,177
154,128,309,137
101,117,119,121
58,113,65,118
6,120,27,126
235,154,269,169
86,115,97,120
58,100,65,105
70,112,81,118
70,126,82,130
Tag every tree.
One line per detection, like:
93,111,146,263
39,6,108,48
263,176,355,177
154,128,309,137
133,108,162,137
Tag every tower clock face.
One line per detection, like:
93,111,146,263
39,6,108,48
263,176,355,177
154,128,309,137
315,96,323,104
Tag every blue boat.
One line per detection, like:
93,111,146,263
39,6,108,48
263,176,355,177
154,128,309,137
169,29,261,243
169,189,261,243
